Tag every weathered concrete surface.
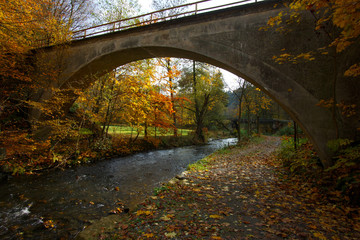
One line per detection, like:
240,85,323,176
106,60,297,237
33,0,360,167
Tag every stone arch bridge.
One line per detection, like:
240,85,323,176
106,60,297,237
32,0,360,168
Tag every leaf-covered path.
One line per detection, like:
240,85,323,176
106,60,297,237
80,136,360,239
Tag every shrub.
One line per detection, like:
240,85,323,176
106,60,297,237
277,136,320,174
277,136,360,205
326,144,360,205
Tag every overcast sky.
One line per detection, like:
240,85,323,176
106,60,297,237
135,0,256,90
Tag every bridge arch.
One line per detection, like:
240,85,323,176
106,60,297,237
34,0,360,168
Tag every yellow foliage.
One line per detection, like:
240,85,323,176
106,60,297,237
344,63,360,77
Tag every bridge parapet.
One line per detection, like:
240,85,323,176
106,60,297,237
36,0,262,47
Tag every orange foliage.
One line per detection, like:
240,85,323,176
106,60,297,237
0,0,73,174
0,131,52,174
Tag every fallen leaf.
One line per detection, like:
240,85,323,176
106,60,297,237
309,224,317,230
136,210,153,216
143,233,154,238
210,214,224,219
164,232,177,238
161,215,171,221
313,232,327,240
282,218,292,223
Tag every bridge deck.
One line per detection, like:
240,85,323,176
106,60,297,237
37,0,264,47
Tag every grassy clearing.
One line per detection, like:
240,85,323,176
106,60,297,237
105,126,192,137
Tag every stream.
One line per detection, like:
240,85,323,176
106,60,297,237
0,138,237,239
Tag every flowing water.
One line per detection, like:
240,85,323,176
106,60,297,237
0,138,237,239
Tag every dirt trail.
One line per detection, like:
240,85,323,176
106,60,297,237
78,136,359,239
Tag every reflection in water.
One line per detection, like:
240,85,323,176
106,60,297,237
0,138,237,239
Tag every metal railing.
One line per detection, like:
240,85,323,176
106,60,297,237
38,0,258,47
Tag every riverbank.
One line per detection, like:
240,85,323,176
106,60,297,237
0,131,232,177
78,136,360,239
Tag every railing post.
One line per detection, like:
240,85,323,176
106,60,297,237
195,3,198,14
84,30,86,39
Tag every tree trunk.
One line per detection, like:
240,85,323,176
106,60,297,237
247,107,251,136
193,60,203,141
93,75,106,115
236,81,246,141
167,58,177,137
237,100,241,141
144,120,148,138
101,78,115,138
293,120,297,150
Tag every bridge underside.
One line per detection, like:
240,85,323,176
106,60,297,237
34,0,360,168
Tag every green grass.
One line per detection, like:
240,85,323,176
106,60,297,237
153,185,170,196
187,156,211,172
79,126,192,137
106,125,192,137
187,145,233,172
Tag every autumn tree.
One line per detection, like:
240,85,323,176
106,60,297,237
0,0,68,124
243,86,272,135
179,62,227,142
227,81,274,139
151,0,187,137
76,57,177,142
0,0,81,173
153,58,182,136
232,79,250,141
